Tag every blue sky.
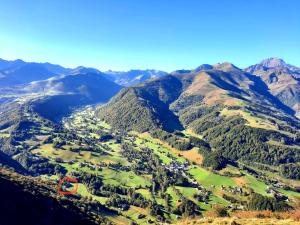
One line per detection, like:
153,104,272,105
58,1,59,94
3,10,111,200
0,0,299,72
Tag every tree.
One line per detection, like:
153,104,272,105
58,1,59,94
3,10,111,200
247,193,291,211
202,152,227,170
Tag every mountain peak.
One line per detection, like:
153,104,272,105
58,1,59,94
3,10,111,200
213,62,240,71
70,66,101,75
194,64,213,72
259,57,287,68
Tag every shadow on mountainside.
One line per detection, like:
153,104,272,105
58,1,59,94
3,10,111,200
245,72,295,116
0,176,97,225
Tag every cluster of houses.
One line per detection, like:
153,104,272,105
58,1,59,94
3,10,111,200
266,177,290,190
75,161,132,172
266,186,288,201
108,163,131,171
221,185,243,195
163,161,190,173
228,204,245,210
76,161,97,171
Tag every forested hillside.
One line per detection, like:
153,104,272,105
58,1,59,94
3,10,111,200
97,60,300,180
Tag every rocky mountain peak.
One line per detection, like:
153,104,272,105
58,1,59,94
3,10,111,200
194,64,213,72
259,57,287,68
213,62,240,71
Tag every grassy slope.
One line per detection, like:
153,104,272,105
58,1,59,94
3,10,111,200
189,167,237,188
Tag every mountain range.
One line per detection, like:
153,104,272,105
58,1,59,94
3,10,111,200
0,58,166,87
0,57,300,224
98,58,300,131
2,57,298,120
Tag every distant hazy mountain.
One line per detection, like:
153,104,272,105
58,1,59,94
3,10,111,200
103,69,167,86
30,73,122,121
67,67,167,86
0,59,70,74
0,58,167,88
68,66,102,75
245,57,300,117
0,58,26,70
0,59,70,87
0,72,122,122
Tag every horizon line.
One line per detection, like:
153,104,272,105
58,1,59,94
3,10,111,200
0,56,297,73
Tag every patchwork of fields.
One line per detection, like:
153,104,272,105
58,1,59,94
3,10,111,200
23,107,299,224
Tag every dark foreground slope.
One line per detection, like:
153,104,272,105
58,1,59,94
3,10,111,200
0,168,110,225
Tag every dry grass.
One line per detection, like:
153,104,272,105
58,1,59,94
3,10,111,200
183,129,204,139
233,209,300,221
171,147,203,165
185,72,212,95
175,217,299,225
173,209,300,225
233,176,247,187
138,132,204,164
220,108,277,130
184,72,240,107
